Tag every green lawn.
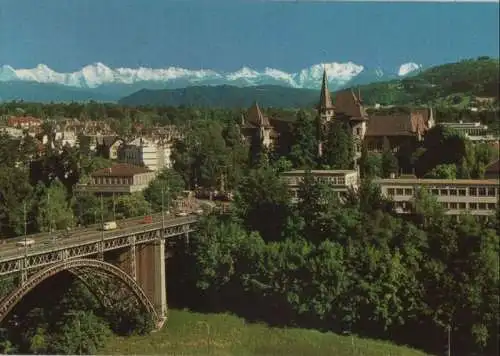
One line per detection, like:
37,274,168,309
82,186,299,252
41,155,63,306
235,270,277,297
99,309,429,356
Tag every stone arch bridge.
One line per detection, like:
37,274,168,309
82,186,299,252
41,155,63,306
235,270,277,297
0,214,198,328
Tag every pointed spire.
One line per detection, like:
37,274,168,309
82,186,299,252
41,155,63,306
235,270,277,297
318,68,334,111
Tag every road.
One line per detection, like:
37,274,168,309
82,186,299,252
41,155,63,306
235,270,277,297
0,213,198,261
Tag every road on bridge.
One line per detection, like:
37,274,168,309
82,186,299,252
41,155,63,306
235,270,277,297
0,213,197,261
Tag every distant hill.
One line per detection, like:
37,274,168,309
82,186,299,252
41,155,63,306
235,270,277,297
118,85,320,108
356,57,499,107
0,81,115,103
119,57,499,109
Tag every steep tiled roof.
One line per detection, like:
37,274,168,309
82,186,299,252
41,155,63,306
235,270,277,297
91,163,152,177
366,112,428,137
246,102,272,128
334,89,368,120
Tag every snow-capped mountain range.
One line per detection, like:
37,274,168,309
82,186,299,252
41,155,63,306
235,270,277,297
0,61,423,90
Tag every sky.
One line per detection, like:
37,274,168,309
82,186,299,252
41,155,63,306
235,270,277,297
0,0,498,73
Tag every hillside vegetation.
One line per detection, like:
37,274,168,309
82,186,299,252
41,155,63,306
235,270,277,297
118,57,499,108
100,309,428,356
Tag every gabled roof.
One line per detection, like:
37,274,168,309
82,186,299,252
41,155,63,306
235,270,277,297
318,69,334,111
366,112,428,137
91,163,152,177
245,102,272,128
334,89,368,120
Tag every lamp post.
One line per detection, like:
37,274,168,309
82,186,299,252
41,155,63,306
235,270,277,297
23,201,27,258
100,193,104,259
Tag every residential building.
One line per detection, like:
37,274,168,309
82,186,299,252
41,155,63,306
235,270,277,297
374,178,499,216
7,116,43,129
281,169,359,203
240,102,281,149
118,137,173,172
75,163,156,194
0,126,24,138
94,136,123,159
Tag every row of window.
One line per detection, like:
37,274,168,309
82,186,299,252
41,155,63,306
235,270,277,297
387,186,498,197
92,177,133,185
393,201,497,211
286,176,351,186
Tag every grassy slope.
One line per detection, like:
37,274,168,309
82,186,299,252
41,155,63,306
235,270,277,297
99,309,429,356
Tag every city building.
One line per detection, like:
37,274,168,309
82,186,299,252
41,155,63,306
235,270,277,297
75,163,156,195
364,109,434,152
439,121,498,143
374,178,499,216
281,169,359,203
7,116,43,129
118,137,173,172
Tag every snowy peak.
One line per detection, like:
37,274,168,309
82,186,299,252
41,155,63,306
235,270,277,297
398,62,422,76
0,61,423,90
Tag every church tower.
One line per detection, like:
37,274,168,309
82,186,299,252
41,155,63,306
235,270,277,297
316,68,335,157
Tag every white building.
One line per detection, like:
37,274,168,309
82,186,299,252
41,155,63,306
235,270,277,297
439,121,498,143
282,169,359,203
118,137,173,172
374,178,499,216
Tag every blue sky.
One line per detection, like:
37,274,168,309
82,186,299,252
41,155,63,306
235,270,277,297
0,0,498,72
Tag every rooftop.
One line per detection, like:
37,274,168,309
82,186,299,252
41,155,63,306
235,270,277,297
91,163,152,177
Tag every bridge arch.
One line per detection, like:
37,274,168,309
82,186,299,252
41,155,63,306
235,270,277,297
0,258,159,325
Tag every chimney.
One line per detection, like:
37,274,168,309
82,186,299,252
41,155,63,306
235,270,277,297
390,172,396,179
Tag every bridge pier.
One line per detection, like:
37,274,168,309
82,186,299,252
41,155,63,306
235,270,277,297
135,238,167,326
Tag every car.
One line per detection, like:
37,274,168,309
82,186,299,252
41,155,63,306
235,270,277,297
102,221,118,231
194,208,204,215
16,239,35,247
142,215,153,224
176,211,188,217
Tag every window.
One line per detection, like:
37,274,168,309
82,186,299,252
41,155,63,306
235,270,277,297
478,203,486,210
449,189,457,196
441,202,448,209
338,178,345,185
458,203,466,209
478,188,486,196
431,189,439,195
487,203,496,210
396,188,404,195
387,188,395,196
404,188,412,196
449,202,458,209
469,188,477,196
487,188,496,197
440,189,448,196
469,203,478,210
458,189,466,196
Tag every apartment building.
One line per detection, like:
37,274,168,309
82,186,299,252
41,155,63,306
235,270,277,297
75,163,156,195
374,178,499,216
281,170,359,203
118,137,173,172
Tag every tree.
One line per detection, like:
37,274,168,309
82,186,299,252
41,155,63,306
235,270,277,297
143,168,185,213
222,121,249,190
289,110,318,169
321,121,354,169
234,164,291,242
33,179,74,232
381,137,399,178
359,144,382,179
114,193,151,219
424,164,457,179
